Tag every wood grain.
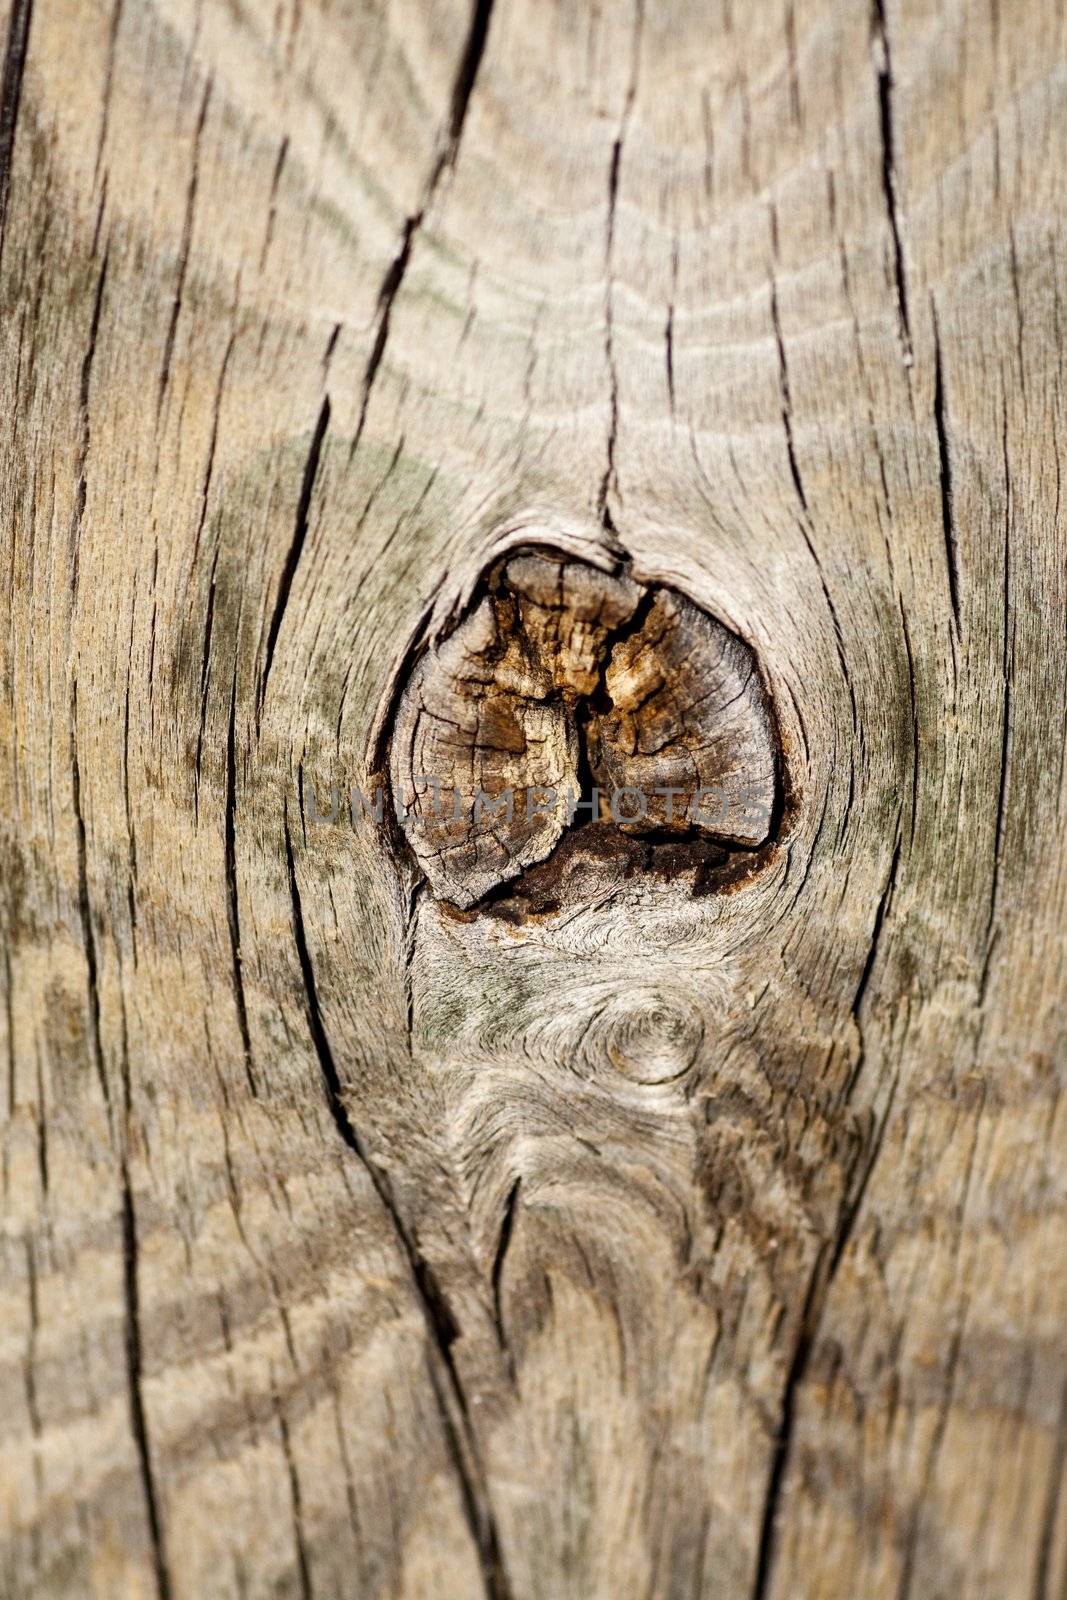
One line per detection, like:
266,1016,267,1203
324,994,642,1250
0,0,1064,1596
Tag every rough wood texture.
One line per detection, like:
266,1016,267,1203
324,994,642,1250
0,0,1065,1597
389,549,776,905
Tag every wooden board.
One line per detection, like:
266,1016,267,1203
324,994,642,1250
0,0,1065,1595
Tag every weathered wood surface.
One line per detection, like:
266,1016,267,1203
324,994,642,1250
1,0,1065,1596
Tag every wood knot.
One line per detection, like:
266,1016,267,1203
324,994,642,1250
388,548,781,909
594,990,704,1084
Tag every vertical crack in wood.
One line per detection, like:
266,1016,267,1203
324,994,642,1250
121,607,140,966
898,597,920,845
785,1,801,124
74,680,171,1596
751,1063,904,1600
258,392,331,720
491,1177,521,1379
156,74,212,421
987,406,1013,944
193,540,222,818
1033,1372,1067,1600
599,132,623,531
23,1235,41,1442
752,826,903,1599
751,1240,829,1600
258,134,289,273
850,827,903,1031
422,1352,513,1600
70,243,109,609
0,0,33,265
403,879,422,1049
70,681,110,1115
283,815,513,1600
665,237,677,416
871,0,911,364
931,303,961,633
276,1400,314,1600
351,216,417,462
191,280,241,803
445,0,495,157
3,941,14,1119
191,324,236,571
598,0,642,540
121,1166,173,1600
1007,225,1028,408
225,665,257,1096
769,270,808,518
91,0,124,189
783,504,858,741
350,0,496,460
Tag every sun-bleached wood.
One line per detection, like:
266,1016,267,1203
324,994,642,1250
0,0,1065,1597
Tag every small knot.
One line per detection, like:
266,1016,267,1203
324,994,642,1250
584,989,703,1085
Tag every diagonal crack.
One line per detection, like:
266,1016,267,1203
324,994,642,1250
350,0,496,461
259,392,331,720
751,825,904,1600
283,813,513,1600
769,272,808,518
491,1176,521,1379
